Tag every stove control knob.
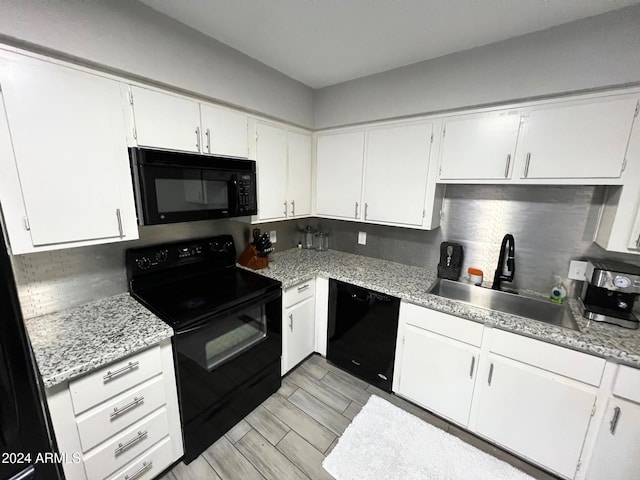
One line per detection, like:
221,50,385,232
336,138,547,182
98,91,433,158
155,250,168,263
136,257,151,269
210,241,221,252
223,241,233,251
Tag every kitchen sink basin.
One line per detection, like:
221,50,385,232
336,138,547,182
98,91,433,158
428,279,580,331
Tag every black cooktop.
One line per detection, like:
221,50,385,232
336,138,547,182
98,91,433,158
126,235,280,329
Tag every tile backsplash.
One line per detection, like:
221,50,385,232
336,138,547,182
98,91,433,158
10,184,640,318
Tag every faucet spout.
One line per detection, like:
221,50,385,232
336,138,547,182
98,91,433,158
492,234,515,291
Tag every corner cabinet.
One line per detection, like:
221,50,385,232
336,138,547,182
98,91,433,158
282,279,316,375
0,51,138,254
394,303,483,426
46,340,183,480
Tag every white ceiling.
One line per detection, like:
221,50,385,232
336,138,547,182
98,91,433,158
140,0,640,89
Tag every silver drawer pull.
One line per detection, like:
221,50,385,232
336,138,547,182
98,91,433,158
110,396,144,419
469,356,476,379
524,153,531,178
504,154,511,178
115,430,148,455
125,460,152,480
297,284,310,293
487,363,494,386
103,361,139,381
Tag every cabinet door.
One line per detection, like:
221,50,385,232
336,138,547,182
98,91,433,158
256,122,288,221
439,113,521,180
364,123,432,226
586,397,640,480
474,355,596,479
131,86,201,153
200,103,248,158
0,54,135,248
283,298,315,374
397,324,478,426
517,98,638,179
287,131,312,218
316,131,365,219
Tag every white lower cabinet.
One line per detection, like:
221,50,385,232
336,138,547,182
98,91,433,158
46,339,183,480
282,279,316,375
395,303,483,426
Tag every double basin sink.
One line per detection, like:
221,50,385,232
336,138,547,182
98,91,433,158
429,279,579,331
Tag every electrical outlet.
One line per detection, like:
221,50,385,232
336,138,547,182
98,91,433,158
269,230,277,243
568,260,587,280
358,231,367,245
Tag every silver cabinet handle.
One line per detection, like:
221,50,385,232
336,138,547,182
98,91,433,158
297,284,310,293
115,430,148,455
291,200,295,216
116,209,124,238
205,128,211,153
610,406,621,434
124,461,152,480
504,154,511,178
487,363,494,386
195,126,201,151
365,203,368,220
355,202,359,218
289,313,293,331
110,395,144,419
103,361,139,381
469,356,476,379
524,153,531,178
283,200,288,217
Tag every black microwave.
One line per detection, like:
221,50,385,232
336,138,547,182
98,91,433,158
129,147,257,225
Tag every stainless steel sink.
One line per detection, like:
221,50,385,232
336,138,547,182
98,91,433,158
428,279,580,331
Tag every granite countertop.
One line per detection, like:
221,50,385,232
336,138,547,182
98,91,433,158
254,248,640,368
24,293,173,388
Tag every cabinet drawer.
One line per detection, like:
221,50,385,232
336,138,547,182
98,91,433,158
613,364,640,403
402,303,483,347
77,376,166,452
70,345,162,414
84,408,170,480
106,435,173,480
284,279,315,308
487,328,605,386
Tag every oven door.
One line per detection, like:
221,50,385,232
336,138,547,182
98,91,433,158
174,288,282,424
136,163,239,225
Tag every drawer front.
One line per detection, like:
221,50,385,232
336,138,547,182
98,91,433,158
70,345,162,414
488,328,605,386
402,302,484,347
84,408,170,480
613,364,640,403
284,278,315,308
106,436,173,480
77,376,167,452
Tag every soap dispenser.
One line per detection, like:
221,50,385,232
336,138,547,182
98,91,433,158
550,275,567,304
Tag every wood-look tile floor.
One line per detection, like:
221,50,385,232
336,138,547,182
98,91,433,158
162,354,559,480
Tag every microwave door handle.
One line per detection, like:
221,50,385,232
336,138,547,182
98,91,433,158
230,178,240,212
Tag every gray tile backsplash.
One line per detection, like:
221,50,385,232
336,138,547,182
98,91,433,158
10,184,640,319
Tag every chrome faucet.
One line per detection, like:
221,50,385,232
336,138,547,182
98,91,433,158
492,234,515,291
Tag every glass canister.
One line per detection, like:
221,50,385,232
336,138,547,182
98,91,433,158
314,232,328,251
304,226,314,249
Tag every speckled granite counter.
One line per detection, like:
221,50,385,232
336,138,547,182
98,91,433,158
252,248,640,368
24,293,173,388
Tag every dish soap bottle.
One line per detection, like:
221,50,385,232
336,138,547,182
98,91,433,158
550,275,567,304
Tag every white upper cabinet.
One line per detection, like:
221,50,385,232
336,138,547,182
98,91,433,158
255,122,288,221
516,97,638,180
130,86,201,153
364,122,433,226
0,52,138,254
438,113,521,181
200,103,248,158
287,130,312,218
316,131,365,220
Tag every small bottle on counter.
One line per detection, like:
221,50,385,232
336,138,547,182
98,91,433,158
468,267,483,286
297,241,303,249
550,275,567,304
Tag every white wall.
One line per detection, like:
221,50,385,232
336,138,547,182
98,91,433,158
0,0,314,128
314,6,640,128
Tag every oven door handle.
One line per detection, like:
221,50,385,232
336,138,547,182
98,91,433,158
176,287,281,336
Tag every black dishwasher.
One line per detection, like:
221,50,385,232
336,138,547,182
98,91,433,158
327,279,400,391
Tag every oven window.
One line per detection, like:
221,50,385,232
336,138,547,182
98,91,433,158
178,303,268,371
155,178,229,213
